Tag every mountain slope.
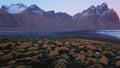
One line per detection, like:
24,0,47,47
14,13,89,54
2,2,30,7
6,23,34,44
72,3,120,29
0,3,120,30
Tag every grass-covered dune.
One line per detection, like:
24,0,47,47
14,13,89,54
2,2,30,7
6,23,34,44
0,36,120,68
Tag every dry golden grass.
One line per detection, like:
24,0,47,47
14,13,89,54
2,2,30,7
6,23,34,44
117,51,120,55
87,57,98,63
20,57,37,62
49,50,59,57
16,65,26,68
55,59,67,68
87,45,97,50
16,42,32,49
64,41,70,46
79,45,85,49
103,51,115,56
0,51,4,56
0,42,14,48
0,38,120,68
1,52,14,61
89,64,102,68
76,54,86,61
7,60,17,65
27,46,38,51
55,41,63,46
41,44,50,49
24,51,39,56
59,46,69,51
16,49,26,52
99,55,109,65
68,51,75,55
79,50,86,55
116,61,120,67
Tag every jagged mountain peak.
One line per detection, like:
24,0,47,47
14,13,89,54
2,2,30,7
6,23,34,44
96,3,108,9
101,2,108,8
54,12,71,18
85,3,109,14
2,3,27,14
0,3,45,15
47,10,55,13
1,5,9,10
0,3,120,30
85,5,96,13
29,4,45,12
55,12,71,17
9,3,27,9
96,2,109,14
45,10,55,17
88,5,96,10
29,4,40,10
28,4,45,15
10,3,26,7
74,3,111,18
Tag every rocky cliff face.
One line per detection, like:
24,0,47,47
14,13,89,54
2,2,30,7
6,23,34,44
0,3,120,30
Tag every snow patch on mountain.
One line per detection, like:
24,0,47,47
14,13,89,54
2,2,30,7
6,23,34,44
8,6,26,14
7,3,27,14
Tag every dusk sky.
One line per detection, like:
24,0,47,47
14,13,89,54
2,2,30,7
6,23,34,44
0,0,120,16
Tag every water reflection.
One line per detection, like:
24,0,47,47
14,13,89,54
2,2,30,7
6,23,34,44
97,30,120,38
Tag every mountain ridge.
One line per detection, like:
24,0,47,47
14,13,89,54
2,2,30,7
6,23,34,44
0,3,120,30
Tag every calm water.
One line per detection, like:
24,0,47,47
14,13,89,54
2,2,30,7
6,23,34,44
97,30,120,38
0,30,120,39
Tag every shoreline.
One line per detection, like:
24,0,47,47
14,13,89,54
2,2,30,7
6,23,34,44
0,30,119,44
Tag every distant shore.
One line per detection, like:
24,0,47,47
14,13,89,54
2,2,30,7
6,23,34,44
0,30,119,44
48,30,120,45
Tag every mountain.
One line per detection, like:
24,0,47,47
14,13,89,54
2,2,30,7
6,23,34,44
73,3,120,29
44,11,72,28
3,3,27,14
0,3,120,30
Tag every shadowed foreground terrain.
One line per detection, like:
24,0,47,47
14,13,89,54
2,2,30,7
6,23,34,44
0,36,120,68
